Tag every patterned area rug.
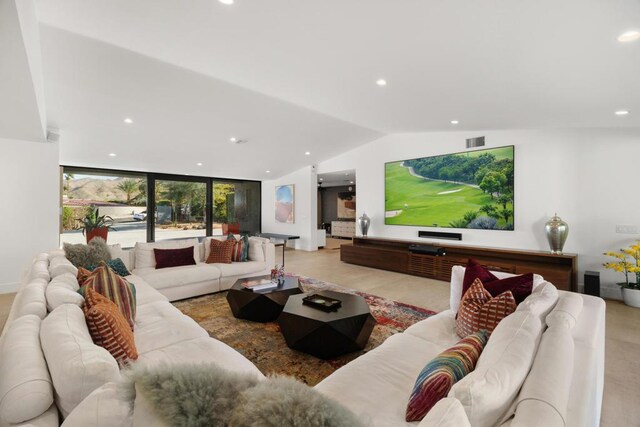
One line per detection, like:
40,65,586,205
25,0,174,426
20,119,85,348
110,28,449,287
173,275,436,386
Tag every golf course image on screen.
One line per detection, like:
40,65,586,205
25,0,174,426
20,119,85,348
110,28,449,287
385,146,514,230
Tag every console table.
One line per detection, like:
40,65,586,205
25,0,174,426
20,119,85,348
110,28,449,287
340,237,577,291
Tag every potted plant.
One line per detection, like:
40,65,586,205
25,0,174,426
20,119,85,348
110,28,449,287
79,206,115,243
603,241,640,308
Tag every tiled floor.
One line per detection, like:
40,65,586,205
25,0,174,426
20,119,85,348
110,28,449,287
0,239,637,425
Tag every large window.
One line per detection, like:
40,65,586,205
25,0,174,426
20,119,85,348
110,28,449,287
212,180,261,235
154,179,206,241
60,166,261,247
61,170,147,248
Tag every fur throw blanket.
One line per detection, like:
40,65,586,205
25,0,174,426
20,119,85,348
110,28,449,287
64,237,111,268
121,363,364,427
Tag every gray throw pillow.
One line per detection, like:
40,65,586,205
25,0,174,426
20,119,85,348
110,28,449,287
229,376,364,427
63,237,112,268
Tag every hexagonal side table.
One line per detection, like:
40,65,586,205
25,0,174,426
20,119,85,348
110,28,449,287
278,290,376,359
227,275,302,323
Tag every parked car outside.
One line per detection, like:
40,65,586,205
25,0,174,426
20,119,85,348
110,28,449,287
133,211,147,221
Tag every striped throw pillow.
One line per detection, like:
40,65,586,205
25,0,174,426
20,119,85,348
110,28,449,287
456,278,516,338
226,234,249,262
84,287,138,365
206,239,235,264
406,330,488,421
79,261,136,331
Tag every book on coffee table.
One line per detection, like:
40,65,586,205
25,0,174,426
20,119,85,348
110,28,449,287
241,278,278,292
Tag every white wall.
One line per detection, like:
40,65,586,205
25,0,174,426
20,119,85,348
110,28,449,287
319,129,640,299
261,165,318,253
0,138,60,292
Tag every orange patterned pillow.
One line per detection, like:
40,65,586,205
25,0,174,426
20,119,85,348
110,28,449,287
456,278,516,338
84,287,138,365
77,267,92,284
206,239,235,264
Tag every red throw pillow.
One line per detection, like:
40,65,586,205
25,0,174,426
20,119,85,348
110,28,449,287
206,239,235,264
154,246,196,269
461,259,533,304
456,278,517,338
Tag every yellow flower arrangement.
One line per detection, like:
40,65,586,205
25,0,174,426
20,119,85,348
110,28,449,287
603,241,640,289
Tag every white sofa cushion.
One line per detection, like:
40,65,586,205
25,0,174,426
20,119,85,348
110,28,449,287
125,275,168,306
450,266,545,314
449,311,543,427
248,237,267,262
29,260,50,282
510,327,574,427
134,263,221,290
134,301,209,354
419,397,471,427
316,333,447,426
49,256,78,278
11,404,59,427
0,315,53,424
211,261,267,278
45,272,84,312
546,292,583,330
403,310,460,348
516,281,558,321
12,279,47,320
134,238,199,269
61,382,132,427
40,304,120,418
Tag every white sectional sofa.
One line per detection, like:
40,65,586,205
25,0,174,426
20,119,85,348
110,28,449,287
120,236,276,301
315,266,606,427
0,252,605,427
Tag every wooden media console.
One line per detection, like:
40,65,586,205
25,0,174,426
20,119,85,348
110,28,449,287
340,237,577,291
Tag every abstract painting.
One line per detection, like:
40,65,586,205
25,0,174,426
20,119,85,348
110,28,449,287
275,184,295,223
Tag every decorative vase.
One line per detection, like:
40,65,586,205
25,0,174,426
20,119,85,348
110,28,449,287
358,212,371,237
622,287,640,308
544,213,568,254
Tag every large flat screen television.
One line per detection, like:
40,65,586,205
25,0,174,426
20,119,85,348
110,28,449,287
385,145,514,230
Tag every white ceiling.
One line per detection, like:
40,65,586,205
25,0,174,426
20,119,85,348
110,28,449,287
32,0,640,177
318,170,356,188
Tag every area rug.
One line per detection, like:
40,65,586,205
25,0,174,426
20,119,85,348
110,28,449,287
173,275,436,386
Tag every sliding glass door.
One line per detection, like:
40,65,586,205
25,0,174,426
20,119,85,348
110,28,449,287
212,180,261,236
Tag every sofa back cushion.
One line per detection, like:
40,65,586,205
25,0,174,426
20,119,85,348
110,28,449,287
248,237,267,262
450,265,545,314
516,281,558,321
45,272,84,312
421,398,471,427
40,304,120,418
49,255,78,278
449,311,543,427
134,238,199,269
0,315,53,424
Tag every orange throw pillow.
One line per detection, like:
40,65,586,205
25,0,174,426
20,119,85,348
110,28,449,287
84,287,138,365
456,278,516,338
206,239,235,264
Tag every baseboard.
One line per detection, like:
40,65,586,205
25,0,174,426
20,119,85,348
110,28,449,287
0,282,19,294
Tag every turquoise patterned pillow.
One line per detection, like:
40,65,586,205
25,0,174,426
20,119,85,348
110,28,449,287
86,258,131,277
406,330,488,421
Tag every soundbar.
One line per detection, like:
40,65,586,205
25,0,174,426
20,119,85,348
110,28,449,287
408,244,446,256
418,230,463,241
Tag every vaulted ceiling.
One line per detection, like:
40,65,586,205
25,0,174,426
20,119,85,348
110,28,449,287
34,0,640,178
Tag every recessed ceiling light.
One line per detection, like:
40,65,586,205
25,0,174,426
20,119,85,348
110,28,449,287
305,151,311,156
319,178,323,181
615,110,630,116
451,120,459,125
196,162,203,166
376,79,387,87
229,137,237,143
265,170,271,173
109,153,117,157
350,181,354,184
618,31,640,42
219,0,234,5
124,118,133,124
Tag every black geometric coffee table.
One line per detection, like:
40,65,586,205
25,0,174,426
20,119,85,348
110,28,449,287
227,275,302,323
278,290,376,359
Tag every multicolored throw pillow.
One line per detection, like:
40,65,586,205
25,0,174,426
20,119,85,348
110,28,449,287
206,239,235,264
406,330,488,421
226,234,249,262
84,287,138,365
461,259,533,304
86,258,131,277
456,278,516,338
79,261,136,330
